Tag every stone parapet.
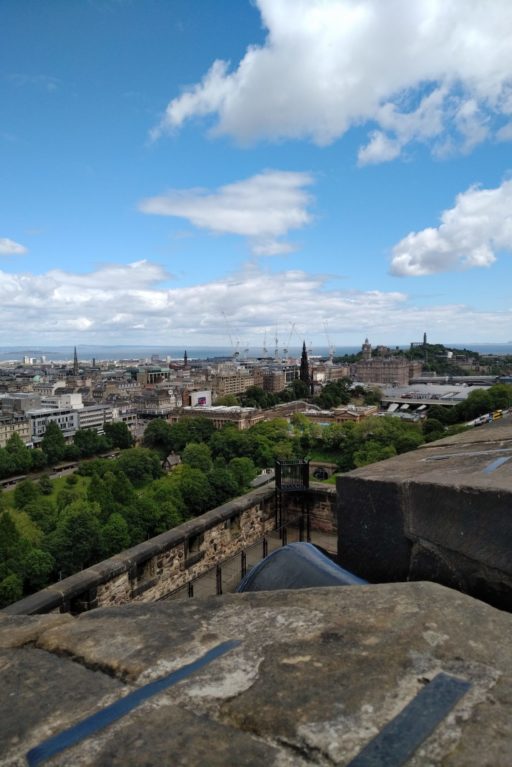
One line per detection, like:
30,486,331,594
337,420,512,609
5,485,275,616
284,483,337,535
1,582,512,765
4,484,338,616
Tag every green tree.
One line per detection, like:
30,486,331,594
453,389,491,421
63,444,81,461
394,432,424,454
41,421,66,464
104,421,134,449
101,513,131,558
272,440,296,460
353,441,397,467
423,418,445,437
109,470,136,506
87,475,115,519
21,548,54,592
170,417,216,449
488,383,512,411
314,380,351,409
77,457,110,477
209,426,249,462
73,429,110,458
208,466,239,506
228,457,257,492
10,510,44,546
5,433,32,474
427,405,455,425
323,422,355,452
24,498,58,535
166,465,212,517
0,450,15,480
363,387,382,406
215,394,239,406
143,419,175,456
182,442,213,473
115,448,161,486
47,499,102,576
288,378,311,400
0,512,25,579
14,479,40,510
30,448,48,472
38,474,53,495
239,386,274,409
0,573,23,608
56,487,80,513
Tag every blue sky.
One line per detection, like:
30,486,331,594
2,0,512,349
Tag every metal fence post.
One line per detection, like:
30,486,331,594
216,564,222,595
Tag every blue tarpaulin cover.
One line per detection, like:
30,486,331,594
237,542,367,593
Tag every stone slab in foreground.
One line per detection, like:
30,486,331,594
1,581,511,766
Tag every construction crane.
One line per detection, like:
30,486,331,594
221,311,240,361
274,326,280,361
323,321,335,364
262,330,269,357
283,323,295,359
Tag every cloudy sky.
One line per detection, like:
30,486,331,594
2,0,512,349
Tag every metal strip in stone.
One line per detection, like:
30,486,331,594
26,639,241,767
346,672,471,767
483,456,511,474
423,447,512,462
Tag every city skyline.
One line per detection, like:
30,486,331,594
2,0,512,346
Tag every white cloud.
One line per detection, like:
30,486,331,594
358,132,402,166
152,0,512,161
139,170,314,255
0,238,27,255
7,73,61,92
497,122,512,142
390,179,512,276
0,260,510,345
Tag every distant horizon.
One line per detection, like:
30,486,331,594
1,341,512,363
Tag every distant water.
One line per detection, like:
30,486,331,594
448,343,512,355
0,345,332,362
0,343,511,363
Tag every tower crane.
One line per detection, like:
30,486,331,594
323,321,335,364
283,323,295,359
221,311,240,361
262,330,268,357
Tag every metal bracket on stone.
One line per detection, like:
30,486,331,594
346,672,472,767
26,639,241,767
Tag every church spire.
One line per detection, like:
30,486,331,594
73,346,79,376
300,340,309,384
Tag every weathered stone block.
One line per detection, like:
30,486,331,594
337,475,412,581
2,582,512,765
337,422,512,609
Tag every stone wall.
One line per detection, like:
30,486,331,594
4,582,512,765
337,422,512,611
5,485,275,616
283,483,337,534
5,484,338,616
